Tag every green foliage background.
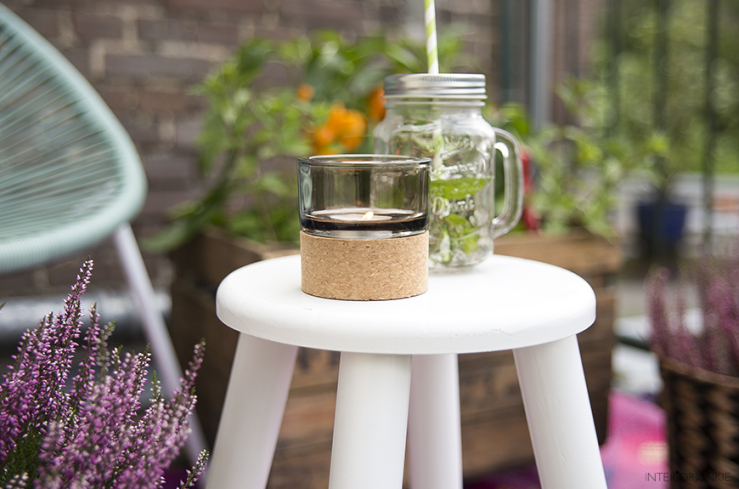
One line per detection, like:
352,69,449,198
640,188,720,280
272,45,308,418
491,0,739,237
599,0,739,182
145,30,477,252
146,1,739,249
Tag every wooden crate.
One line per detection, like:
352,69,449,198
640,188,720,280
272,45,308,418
168,228,621,487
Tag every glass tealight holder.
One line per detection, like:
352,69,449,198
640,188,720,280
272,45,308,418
298,154,430,301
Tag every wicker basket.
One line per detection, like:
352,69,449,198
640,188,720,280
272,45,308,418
659,356,739,488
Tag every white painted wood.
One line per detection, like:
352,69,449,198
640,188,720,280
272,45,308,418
216,255,596,354
206,334,298,489
211,254,604,489
329,352,412,489
408,354,463,489
513,335,608,489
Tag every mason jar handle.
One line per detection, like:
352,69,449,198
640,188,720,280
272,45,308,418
491,128,524,239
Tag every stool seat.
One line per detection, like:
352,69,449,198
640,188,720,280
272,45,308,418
216,254,596,354
208,254,608,489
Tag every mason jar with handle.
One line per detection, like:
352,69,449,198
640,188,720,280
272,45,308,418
374,73,524,271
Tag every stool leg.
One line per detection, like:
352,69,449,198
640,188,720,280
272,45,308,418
513,335,607,489
206,333,298,489
408,354,463,489
329,352,412,489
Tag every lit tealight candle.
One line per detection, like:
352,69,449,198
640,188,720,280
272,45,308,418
297,154,431,300
302,207,426,238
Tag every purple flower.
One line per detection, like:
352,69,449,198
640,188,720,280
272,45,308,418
648,253,739,376
0,261,208,489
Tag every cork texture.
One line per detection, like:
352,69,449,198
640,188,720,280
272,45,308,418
300,231,429,301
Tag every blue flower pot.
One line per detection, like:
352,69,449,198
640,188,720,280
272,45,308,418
637,199,688,261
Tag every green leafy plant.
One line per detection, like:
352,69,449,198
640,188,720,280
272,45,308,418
489,79,659,238
596,0,739,193
488,0,739,239
146,30,474,252
145,39,318,251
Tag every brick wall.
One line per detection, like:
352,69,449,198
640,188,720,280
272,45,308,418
0,0,604,298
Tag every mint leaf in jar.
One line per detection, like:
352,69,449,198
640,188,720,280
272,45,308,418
430,177,488,200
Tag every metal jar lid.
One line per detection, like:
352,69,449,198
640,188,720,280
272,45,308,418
383,73,487,100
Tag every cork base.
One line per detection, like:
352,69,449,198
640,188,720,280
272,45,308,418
300,231,429,301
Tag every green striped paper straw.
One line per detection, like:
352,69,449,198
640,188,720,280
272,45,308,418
424,0,439,74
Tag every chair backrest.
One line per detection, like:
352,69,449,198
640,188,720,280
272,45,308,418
0,3,147,274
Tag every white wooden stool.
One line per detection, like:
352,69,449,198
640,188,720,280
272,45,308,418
206,255,608,489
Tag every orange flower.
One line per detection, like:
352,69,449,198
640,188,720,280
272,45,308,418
312,125,335,149
366,86,386,122
297,83,315,101
339,109,367,151
311,103,367,153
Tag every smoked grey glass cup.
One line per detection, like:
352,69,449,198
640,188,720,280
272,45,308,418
298,154,431,300
298,155,431,240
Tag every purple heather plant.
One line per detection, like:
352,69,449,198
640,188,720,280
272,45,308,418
647,253,739,377
0,260,208,489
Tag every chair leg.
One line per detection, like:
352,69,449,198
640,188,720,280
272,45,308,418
408,353,463,489
329,352,412,489
113,224,208,471
513,335,608,489
206,334,298,489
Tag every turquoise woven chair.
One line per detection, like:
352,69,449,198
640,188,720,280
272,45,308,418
0,4,206,466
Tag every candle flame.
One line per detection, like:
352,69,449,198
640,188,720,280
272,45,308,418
361,211,374,220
